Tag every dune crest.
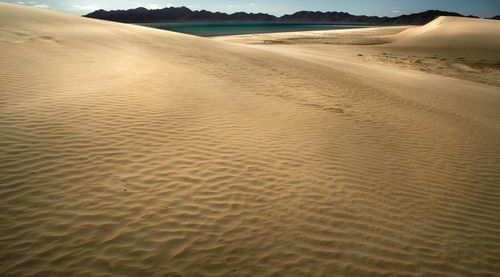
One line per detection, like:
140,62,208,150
216,16,500,86
392,16,500,54
1,3,500,276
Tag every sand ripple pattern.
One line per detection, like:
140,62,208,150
1,4,500,276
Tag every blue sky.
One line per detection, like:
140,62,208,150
5,0,500,18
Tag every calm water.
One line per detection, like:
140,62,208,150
139,22,380,37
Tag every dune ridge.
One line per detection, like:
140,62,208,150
379,15,500,77
1,3,500,276
393,16,500,51
216,16,500,86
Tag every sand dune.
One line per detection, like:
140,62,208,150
216,16,500,86
376,16,500,85
1,3,500,276
392,16,500,55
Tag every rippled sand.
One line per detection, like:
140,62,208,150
1,3,500,276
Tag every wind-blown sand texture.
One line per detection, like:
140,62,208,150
216,17,500,86
1,3,500,276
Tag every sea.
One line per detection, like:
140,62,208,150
138,22,380,37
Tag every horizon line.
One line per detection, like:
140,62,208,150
85,6,486,19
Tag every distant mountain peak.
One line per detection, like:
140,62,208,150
84,7,469,25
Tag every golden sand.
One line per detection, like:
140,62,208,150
1,3,499,276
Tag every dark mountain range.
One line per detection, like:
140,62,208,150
490,16,500,20
84,6,277,23
277,10,465,24
84,7,471,25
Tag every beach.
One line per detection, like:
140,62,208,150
1,2,499,276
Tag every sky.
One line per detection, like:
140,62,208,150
5,0,500,18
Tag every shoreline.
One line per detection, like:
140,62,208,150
213,22,500,87
210,24,410,38
138,22,400,37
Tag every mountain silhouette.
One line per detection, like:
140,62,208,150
84,7,471,25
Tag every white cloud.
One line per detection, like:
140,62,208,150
33,4,49,9
17,1,38,4
249,3,256,6
127,1,144,8
148,4,161,9
15,1,49,9
127,1,161,9
69,4,100,11
391,7,401,13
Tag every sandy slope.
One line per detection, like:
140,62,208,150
215,16,500,86
392,16,500,56
1,3,500,276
